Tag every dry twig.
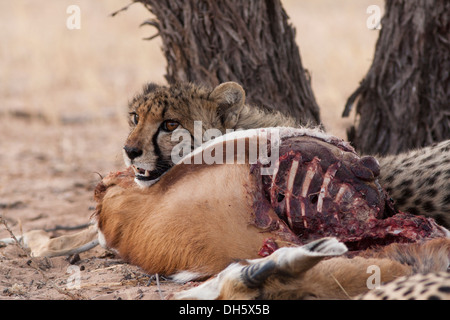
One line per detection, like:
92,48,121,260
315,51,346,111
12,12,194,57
0,214,86,300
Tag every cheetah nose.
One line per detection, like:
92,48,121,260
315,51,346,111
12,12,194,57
124,145,143,160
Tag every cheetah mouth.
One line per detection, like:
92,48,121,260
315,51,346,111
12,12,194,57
131,165,162,181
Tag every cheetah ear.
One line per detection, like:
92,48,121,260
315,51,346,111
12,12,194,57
143,82,162,95
210,82,246,128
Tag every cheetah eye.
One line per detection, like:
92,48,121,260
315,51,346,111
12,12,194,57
129,112,139,125
161,120,179,132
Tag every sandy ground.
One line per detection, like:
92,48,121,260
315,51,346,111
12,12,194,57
0,0,383,300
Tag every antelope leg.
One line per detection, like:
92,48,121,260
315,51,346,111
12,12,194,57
1,224,99,257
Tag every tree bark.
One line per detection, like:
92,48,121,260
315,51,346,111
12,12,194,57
134,0,321,126
343,0,450,156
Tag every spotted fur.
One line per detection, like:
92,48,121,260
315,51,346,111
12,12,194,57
358,272,450,300
378,140,450,228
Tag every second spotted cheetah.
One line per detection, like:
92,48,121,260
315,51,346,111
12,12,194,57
378,140,450,228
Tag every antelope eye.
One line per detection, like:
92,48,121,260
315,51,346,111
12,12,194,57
161,120,179,132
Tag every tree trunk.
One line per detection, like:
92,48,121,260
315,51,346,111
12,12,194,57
343,0,450,156
134,0,321,126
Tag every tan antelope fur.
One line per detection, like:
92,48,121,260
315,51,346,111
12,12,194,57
172,237,450,300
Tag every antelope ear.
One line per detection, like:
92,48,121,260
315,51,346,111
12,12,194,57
210,82,246,128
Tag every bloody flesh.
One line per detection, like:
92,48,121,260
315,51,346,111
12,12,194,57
252,130,447,255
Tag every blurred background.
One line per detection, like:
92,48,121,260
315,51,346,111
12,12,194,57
1,0,383,135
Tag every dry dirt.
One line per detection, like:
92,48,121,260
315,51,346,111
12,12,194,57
0,0,383,300
0,115,191,300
